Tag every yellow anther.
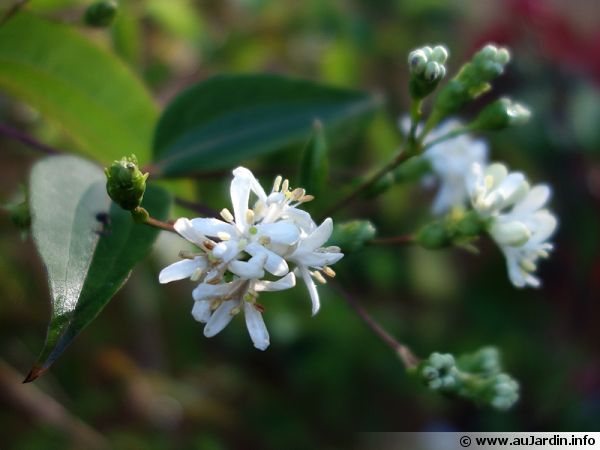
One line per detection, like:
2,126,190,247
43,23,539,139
300,194,314,203
246,209,255,224
217,231,231,241
322,266,336,278
281,179,289,193
259,236,271,245
273,175,282,192
220,208,234,223
311,270,327,284
291,188,304,201
230,305,241,316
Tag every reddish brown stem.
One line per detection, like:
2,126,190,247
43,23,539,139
331,282,420,369
144,216,176,233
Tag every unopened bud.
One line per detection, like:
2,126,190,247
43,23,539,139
408,44,449,99
84,0,118,28
472,98,531,131
105,154,148,211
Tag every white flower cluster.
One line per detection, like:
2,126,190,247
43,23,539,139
467,162,557,288
399,118,489,215
403,117,556,289
159,167,343,350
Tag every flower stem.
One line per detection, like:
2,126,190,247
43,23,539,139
0,123,62,155
407,99,423,147
331,282,420,369
322,149,411,217
142,215,176,233
420,126,473,149
369,234,414,246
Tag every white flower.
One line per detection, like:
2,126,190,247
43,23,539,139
288,218,344,315
400,117,489,214
158,166,344,349
466,162,557,288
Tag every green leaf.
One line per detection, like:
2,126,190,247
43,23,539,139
0,13,157,163
152,74,380,177
328,220,376,253
299,120,329,197
26,156,170,381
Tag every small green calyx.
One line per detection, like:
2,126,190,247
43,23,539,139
415,209,486,250
84,0,118,28
105,154,148,211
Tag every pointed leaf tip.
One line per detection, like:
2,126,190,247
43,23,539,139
22,365,46,383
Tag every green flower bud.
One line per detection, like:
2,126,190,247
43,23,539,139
430,43,512,124
84,0,118,28
408,50,428,75
415,221,451,249
431,45,449,64
472,98,532,131
408,44,449,99
105,154,148,211
327,220,376,253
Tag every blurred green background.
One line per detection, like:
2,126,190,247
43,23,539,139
1,0,600,448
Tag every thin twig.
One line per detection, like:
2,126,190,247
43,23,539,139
322,150,411,217
0,123,62,155
369,234,414,246
0,0,29,25
144,216,176,233
330,282,420,369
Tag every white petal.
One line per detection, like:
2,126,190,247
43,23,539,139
246,242,289,276
293,251,344,268
159,257,205,283
299,266,320,316
512,184,551,214
192,282,238,301
203,300,238,337
244,301,270,350
490,220,531,247
282,208,317,232
230,167,267,230
228,253,267,279
212,240,240,262
495,173,528,209
191,218,236,238
528,210,557,244
298,218,333,251
174,218,205,246
254,272,296,292
485,163,509,188
192,300,212,323
257,221,300,245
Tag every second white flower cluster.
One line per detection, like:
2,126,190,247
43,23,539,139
159,167,343,350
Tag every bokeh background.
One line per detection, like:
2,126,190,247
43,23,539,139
1,0,599,448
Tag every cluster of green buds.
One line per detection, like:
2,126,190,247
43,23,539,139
415,209,488,250
84,0,119,28
430,44,511,125
105,154,149,221
417,347,520,411
408,45,449,99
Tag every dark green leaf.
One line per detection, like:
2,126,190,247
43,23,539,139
0,13,157,163
299,120,329,197
26,156,171,381
152,74,380,177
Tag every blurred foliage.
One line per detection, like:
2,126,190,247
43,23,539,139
1,0,600,448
